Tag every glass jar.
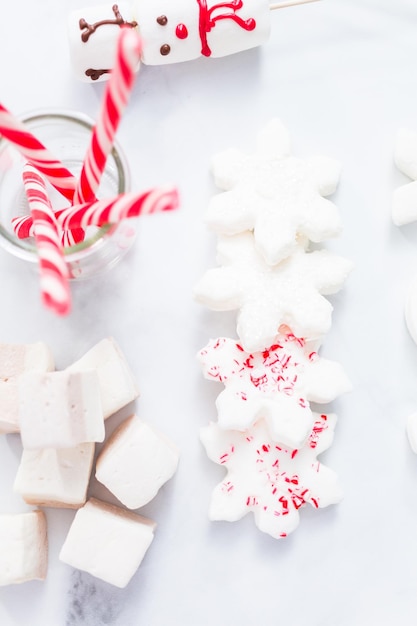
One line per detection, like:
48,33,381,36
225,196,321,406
0,109,135,279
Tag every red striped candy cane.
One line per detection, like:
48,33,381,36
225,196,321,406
22,164,71,316
13,187,178,238
0,104,77,201
12,214,34,239
57,187,179,231
12,212,85,247
73,28,141,205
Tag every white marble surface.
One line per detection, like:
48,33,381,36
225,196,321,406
2,0,417,624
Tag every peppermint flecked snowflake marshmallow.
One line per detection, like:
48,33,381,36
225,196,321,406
198,327,351,448
196,121,351,539
200,413,342,539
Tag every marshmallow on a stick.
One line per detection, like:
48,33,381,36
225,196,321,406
68,0,271,81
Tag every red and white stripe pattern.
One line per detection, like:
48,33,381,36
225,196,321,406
12,187,179,236
60,226,85,247
12,214,34,239
73,28,142,205
12,187,178,238
0,104,77,201
58,187,179,231
12,215,85,248
22,164,71,316
12,213,85,247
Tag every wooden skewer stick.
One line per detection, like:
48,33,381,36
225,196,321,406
270,0,321,10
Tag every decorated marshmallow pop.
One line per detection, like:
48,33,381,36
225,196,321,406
68,0,319,81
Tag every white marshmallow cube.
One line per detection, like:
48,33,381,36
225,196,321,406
18,370,104,450
67,338,139,419
96,415,179,509
59,498,156,588
0,380,20,435
0,510,47,586
0,341,54,378
133,0,271,65
13,443,95,508
68,0,271,81
0,341,55,435
68,3,139,82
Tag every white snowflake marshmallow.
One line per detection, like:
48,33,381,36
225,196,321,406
194,232,352,351
206,119,342,265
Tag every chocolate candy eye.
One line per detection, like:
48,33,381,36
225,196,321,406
160,44,171,56
175,23,188,39
156,15,168,26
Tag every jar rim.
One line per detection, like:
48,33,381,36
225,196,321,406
0,108,131,264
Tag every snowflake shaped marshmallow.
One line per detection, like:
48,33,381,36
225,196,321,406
392,128,417,226
194,232,353,352
198,327,351,448
200,413,342,539
205,118,342,265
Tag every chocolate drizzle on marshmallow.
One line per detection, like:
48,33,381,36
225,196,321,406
79,4,138,43
85,68,111,81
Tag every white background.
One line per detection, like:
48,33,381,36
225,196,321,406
1,0,417,624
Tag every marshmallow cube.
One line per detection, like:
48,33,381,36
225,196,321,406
14,443,95,508
68,3,139,82
0,380,21,435
133,0,270,65
96,415,179,509
0,510,47,586
133,0,201,65
67,338,139,419
0,341,54,378
59,498,155,588
0,341,55,435
18,370,104,450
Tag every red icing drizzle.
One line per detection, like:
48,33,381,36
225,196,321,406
196,0,256,57
176,23,188,39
